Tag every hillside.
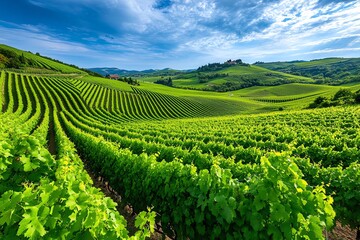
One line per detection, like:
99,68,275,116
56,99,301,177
0,44,98,75
140,62,315,92
88,67,191,77
255,58,360,84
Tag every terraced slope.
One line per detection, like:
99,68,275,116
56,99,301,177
1,69,360,239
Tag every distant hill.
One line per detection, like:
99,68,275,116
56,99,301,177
255,58,360,84
140,61,315,92
88,67,193,77
88,67,156,76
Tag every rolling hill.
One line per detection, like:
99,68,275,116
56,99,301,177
0,44,104,77
140,61,315,92
89,57,360,93
88,67,191,77
255,57,360,84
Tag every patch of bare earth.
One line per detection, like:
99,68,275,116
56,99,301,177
324,222,357,240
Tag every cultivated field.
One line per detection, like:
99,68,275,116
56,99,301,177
0,47,360,239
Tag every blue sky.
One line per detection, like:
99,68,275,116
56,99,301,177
0,0,359,70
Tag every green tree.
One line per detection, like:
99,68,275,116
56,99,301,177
6,57,21,68
314,96,327,105
19,53,26,64
333,89,353,101
355,90,360,103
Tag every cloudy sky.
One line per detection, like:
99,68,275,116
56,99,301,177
1,0,359,70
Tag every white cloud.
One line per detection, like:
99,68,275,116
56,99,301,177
348,37,360,47
300,47,360,55
177,32,239,52
301,34,360,47
5,0,359,69
237,0,360,59
28,0,162,33
0,23,92,54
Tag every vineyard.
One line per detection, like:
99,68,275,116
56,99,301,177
0,62,360,239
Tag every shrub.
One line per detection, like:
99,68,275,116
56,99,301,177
333,89,353,101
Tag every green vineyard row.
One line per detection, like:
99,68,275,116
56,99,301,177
0,71,155,239
0,70,359,239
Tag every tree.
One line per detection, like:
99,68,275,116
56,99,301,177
19,53,26,64
355,90,360,103
314,96,327,105
333,89,353,101
6,57,21,68
154,77,172,86
0,53,8,68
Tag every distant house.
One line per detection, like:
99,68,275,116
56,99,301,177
108,74,119,80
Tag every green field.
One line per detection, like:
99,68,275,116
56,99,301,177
256,58,360,84
1,46,360,239
140,64,314,90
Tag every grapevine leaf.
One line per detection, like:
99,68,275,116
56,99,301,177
83,210,97,228
65,195,78,210
222,205,234,224
250,213,262,231
17,207,46,238
271,203,288,222
254,196,265,211
20,156,40,172
0,191,22,225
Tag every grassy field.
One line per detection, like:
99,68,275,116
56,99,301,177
256,58,355,69
139,64,314,90
232,83,333,97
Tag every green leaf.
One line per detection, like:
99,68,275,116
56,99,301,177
0,208,15,225
250,213,262,231
271,203,288,222
69,210,77,222
254,196,265,211
135,212,147,229
17,207,47,238
308,216,323,239
0,191,22,225
20,156,40,172
222,205,234,224
83,210,97,228
65,195,79,210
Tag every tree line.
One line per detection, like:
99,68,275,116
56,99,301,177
308,89,360,108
